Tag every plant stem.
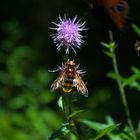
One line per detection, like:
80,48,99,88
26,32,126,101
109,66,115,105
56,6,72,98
108,31,137,140
62,93,80,139
62,94,71,120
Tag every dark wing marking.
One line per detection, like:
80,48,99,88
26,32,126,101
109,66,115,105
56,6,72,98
73,73,88,97
105,0,128,30
50,72,65,92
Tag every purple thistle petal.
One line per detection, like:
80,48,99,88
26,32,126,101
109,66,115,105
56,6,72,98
50,15,87,54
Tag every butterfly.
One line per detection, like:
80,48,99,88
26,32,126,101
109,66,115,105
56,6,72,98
88,0,129,31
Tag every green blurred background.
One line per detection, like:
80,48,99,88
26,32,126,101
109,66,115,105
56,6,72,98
0,0,140,139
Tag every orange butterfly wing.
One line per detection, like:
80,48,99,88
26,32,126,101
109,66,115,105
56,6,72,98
104,0,129,30
90,0,129,30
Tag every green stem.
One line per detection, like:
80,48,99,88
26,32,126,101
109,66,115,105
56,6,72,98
62,93,80,139
109,31,137,140
62,94,71,121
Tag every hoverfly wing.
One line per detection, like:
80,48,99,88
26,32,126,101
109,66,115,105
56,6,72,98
50,72,65,92
73,73,88,97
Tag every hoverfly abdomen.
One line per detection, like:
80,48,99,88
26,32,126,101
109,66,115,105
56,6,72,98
62,82,74,93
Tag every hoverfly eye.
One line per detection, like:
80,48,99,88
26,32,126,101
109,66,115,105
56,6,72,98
113,3,125,12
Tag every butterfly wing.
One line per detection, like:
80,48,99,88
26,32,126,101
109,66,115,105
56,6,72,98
104,0,129,30
89,0,129,30
73,73,88,97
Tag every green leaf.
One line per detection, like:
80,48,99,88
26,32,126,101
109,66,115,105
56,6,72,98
131,24,140,36
121,67,140,88
120,126,134,140
90,124,118,140
68,110,85,120
106,116,116,125
101,42,110,49
69,133,77,140
122,75,139,87
103,50,114,58
81,120,118,140
57,96,63,111
107,72,124,82
101,42,117,49
48,123,70,140
131,67,140,75
81,120,108,131
128,81,140,91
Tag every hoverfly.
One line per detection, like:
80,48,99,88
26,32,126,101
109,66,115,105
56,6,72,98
50,60,88,97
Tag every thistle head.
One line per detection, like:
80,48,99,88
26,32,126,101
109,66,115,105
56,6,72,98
50,15,87,54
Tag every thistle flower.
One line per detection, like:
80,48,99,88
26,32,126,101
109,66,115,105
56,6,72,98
50,15,87,54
